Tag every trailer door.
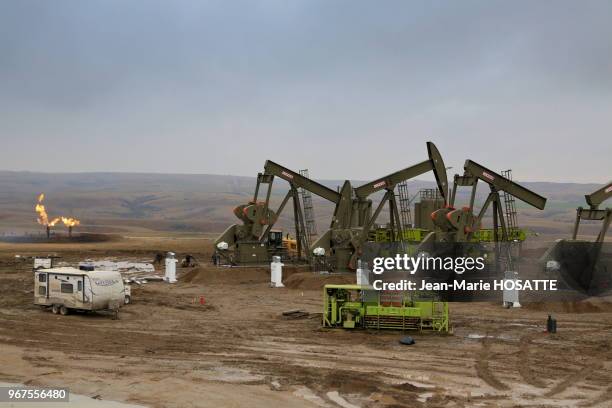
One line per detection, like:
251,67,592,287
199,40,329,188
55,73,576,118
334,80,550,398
76,275,85,306
83,275,93,305
35,271,48,300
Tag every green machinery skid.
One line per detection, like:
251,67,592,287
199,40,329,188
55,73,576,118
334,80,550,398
323,284,450,332
370,226,527,243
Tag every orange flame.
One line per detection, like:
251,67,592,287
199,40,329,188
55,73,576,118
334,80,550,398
61,217,80,227
35,194,76,228
35,194,51,226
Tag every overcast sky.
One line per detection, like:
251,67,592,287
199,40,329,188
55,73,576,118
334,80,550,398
0,0,611,183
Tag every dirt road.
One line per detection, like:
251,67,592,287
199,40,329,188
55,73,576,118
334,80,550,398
1,238,611,407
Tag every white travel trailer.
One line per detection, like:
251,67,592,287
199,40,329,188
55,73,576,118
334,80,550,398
34,267,126,316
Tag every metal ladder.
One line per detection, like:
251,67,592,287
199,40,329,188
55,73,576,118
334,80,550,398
501,170,519,234
397,181,413,229
500,169,521,272
299,169,318,250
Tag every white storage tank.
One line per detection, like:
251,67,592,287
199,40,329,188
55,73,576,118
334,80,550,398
165,252,178,283
503,270,521,308
270,256,284,287
356,260,370,285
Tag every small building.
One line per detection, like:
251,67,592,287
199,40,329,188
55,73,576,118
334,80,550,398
34,267,126,315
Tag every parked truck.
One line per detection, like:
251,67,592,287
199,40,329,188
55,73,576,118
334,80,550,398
34,267,127,316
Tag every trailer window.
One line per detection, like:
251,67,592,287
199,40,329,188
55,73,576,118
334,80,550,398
61,283,73,293
38,286,46,295
77,281,82,291
38,274,46,283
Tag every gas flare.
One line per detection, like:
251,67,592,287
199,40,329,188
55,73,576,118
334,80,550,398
35,193,59,226
35,194,75,236
61,217,80,227
48,218,61,227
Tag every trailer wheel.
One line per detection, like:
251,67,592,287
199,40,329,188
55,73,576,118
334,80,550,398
59,306,69,316
52,304,60,314
124,295,131,305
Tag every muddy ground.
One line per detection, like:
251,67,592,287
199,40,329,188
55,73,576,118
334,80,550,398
0,237,611,408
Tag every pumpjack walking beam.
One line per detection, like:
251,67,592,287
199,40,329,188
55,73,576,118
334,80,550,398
456,160,547,242
354,142,448,202
442,161,547,274
454,161,546,210
572,182,612,243
263,161,341,203
349,142,448,265
257,161,343,258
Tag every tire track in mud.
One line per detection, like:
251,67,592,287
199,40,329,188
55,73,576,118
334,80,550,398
517,334,547,388
0,309,497,397
475,333,510,391
578,384,612,407
220,334,480,389
545,359,604,397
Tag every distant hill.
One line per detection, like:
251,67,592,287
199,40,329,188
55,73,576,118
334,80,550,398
0,171,606,239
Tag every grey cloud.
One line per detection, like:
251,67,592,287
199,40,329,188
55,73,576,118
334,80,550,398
0,0,610,183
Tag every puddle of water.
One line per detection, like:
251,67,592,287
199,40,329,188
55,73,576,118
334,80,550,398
293,386,329,407
209,366,264,383
417,392,434,403
326,391,360,408
0,383,147,408
405,381,435,389
467,333,517,341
